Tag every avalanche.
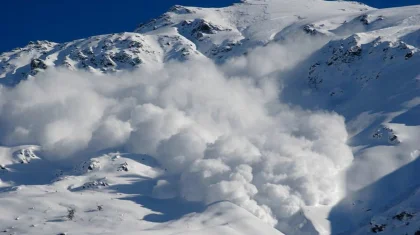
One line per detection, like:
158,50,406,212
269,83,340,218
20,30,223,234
1,0,420,235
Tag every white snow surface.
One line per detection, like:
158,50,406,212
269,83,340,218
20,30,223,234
1,0,420,234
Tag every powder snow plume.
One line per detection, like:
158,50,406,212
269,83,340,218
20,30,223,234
0,42,353,227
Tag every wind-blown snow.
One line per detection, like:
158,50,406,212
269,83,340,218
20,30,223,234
0,45,353,227
2,0,420,234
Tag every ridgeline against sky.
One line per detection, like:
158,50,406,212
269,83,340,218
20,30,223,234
1,0,418,53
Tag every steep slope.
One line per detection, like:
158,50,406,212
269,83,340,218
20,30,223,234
1,0,372,84
0,33,203,86
1,1,420,235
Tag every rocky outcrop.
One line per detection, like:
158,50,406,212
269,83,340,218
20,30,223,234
30,58,47,70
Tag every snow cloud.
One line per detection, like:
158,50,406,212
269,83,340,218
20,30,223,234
0,41,353,227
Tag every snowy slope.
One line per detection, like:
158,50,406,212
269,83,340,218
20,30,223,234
1,0,420,234
0,0,372,84
0,148,283,235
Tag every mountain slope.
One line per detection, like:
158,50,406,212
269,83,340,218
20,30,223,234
1,0,372,84
1,1,420,234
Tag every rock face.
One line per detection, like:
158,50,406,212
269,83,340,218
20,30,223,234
180,19,228,39
308,32,418,98
30,59,47,70
14,148,39,164
0,33,201,84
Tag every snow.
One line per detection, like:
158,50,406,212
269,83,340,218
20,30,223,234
0,149,283,235
1,0,420,234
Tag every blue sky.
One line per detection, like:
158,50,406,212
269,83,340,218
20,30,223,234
0,0,238,53
356,0,418,8
0,0,418,53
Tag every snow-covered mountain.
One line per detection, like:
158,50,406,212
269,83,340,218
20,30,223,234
1,0,420,234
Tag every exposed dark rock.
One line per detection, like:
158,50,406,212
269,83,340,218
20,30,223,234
370,223,386,233
392,211,414,221
129,41,143,48
360,14,370,25
79,180,109,190
405,51,414,60
118,162,129,172
180,19,228,40
100,55,116,67
169,5,194,14
303,24,319,35
30,58,47,70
